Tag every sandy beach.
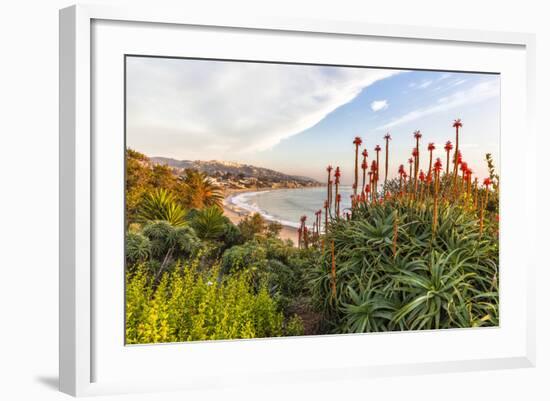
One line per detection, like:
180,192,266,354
223,189,298,246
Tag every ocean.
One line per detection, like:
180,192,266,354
227,186,354,229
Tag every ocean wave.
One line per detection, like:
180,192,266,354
229,191,302,229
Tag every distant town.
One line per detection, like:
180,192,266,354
150,157,322,190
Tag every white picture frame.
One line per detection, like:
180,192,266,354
59,4,536,397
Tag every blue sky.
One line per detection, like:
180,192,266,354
127,57,499,184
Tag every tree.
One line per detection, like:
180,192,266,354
190,206,228,240
181,169,224,209
266,220,283,238
238,213,267,241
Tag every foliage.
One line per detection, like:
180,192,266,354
126,232,151,265
190,206,228,240
181,169,224,209
284,314,305,336
126,221,202,276
308,198,499,333
266,221,283,238
125,258,284,343
238,213,267,241
126,149,188,225
138,189,188,227
126,150,223,225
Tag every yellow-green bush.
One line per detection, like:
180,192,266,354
126,256,283,344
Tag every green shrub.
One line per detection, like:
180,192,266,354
126,221,202,276
284,314,305,336
190,206,228,240
126,257,284,344
308,198,499,333
138,189,188,227
238,213,267,241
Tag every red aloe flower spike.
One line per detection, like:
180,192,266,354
456,150,463,165
419,169,426,200
326,165,333,216
383,133,391,186
353,137,363,196
459,162,468,193
452,119,463,191
370,160,378,202
334,166,341,217
473,177,479,208
323,200,329,233
466,168,473,195
413,130,422,184
361,153,368,193
480,177,492,235
444,140,453,175
434,157,443,172
374,145,381,182
432,158,443,235
330,240,336,298
427,142,435,181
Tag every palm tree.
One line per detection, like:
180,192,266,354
452,119,463,188
353,137,363,196
384,133,391,186
190,206,228,240
181,169,224,209
444,141,453,175
139,188,188,226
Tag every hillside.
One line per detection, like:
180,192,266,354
150,157,321,190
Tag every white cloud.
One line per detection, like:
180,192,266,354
370,100,388,112
417,80,433,89
126,58,399,159
377,79,499,130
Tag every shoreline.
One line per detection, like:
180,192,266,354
222,188,299,245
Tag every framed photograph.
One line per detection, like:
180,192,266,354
59,4,536,396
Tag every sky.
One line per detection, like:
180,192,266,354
126,56,500,184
